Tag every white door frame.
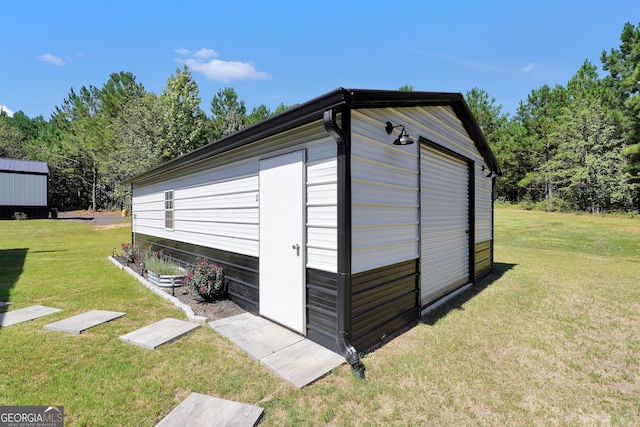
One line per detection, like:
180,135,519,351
258,150,306,334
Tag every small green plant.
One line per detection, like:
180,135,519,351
143,252,183,276
184,258,226,301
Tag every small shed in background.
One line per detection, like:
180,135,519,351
124,88,501,372
0,158,49,219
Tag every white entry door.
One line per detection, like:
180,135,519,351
259,151,306,333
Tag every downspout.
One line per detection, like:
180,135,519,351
323,108,366,380
130,183,136,248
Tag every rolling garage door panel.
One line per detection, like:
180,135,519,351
420,144,470,306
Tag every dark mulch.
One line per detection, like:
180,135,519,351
113,256,246,322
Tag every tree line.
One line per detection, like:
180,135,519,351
0,66,294,211
1,22,639,214
467,21,640,213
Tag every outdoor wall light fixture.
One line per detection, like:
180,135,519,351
385,121,415,145
482,165,498,178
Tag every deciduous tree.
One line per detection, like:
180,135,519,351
160,65,208,160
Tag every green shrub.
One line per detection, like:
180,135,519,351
184,258,226,301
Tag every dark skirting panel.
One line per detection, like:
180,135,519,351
306,268,338,352
134,233,259,313
351,259,419,353
0,205,49,220
474,240,493,281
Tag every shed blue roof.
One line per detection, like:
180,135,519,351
0,157,49,174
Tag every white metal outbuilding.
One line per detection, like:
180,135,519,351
123,88,501,375
0,158,49,219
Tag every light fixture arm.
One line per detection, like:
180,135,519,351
385,121,415,145
385,121,403,135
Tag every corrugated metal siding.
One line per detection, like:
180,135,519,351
132,159,260,256
136,233,259,313
306,159,337,272
351,259,419,352
306,268,338,351
475,164,493,242
0,172,48,206
0,158,49,174
131,120,338,269
420,144,470,306
351,107,493,275
474,240,492,280
350,110,419,274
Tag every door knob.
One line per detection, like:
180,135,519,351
292,244,300,250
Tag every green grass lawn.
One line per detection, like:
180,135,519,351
1,209,639,426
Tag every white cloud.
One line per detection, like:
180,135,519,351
521,63,535,73
177,47,270,82
0,105,14,117
174,47,191,55
183,58,270,82
193,48,217,59
37,53,64,66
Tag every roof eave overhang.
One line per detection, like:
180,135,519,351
122,88,351,185
123,87,501,185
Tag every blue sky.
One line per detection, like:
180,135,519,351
0,1,637,119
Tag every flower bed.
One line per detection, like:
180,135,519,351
146,270,184,288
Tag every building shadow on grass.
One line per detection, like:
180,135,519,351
58,216,95,222
0,248,29,311
420,262,517,326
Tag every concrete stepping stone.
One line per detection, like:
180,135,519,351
120,318,199,350
261,338,346,388
156,392,263,427
209,313,345,388
209,313,272,339
44,310,126,334
0,305,62,327
230,322,305,361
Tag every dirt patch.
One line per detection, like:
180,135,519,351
94,223,131,231
165,289,246,321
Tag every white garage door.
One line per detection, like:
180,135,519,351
420,143,470,306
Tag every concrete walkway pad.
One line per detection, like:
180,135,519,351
156,392,263,427
226,322,304,360
44,310,126,334
209,313,266,338
120,318,199,350
261,338,347,389
210,313,345,388
0,305,62,327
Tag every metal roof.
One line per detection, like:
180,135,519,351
123,88,501,185
0,157,49,174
